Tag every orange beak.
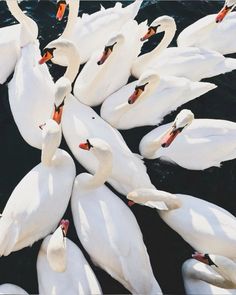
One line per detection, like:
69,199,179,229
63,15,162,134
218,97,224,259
128,88,143,104
161,128,181,148
60,219,69,236
38,51,53,65
216,6,231,23
56,1,67,21
97,48,112,65
52,105,63,124
79,142,90,150
141,27,156,41
192,253,209,265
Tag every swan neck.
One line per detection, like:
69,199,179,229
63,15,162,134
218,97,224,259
64,46,81,83
61,1,80,38
188,267,234,289
143,24,176,63
6,0,37,44
86,153,113,189
144,126,172,158
156,191,181,210
41,130,61,166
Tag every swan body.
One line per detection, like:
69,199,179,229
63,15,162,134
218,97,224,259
73,20,147,106
128,188,236,259
71,138,162,294
7,1,55,149
55,0,143,65
40,39,154,195
9,42,55,148
0,24,20,84
101,71,216,129
177,12,236,55
37,221,102,295
0,120,76,256
132,16,236,80
0,0,38,84
0,284,28,294
140,118,236,170
182,259,236,294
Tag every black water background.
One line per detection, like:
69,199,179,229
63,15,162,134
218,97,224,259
1,0,236,294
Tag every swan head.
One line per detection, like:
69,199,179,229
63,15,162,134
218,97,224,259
79,138,112,160
216,0,236,23
39,119,62,166
39,39,79,66
47,219,69,272
141,16,176,41
128,71,160,104
192,253,236,285
56,0,68,21
161,109,194,148
127,188,180,210
53,77,72,124
97,34,124,65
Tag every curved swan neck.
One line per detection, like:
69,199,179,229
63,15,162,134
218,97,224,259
61,0,80,38
141,22,176,64
143,126,173,158
187,265,234,289
6,0,38,45
86,151,113,189
64,43,81,83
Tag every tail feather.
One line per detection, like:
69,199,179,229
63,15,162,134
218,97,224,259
0,217,19,256
126,0,143,18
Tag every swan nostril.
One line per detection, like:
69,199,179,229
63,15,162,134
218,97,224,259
161,143,167,148
97,61,102,66
128,99,133,104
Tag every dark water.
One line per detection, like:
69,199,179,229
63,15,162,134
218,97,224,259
1,0,236,294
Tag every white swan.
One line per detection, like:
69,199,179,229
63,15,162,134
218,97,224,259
215,0,236,23
131,16,236,80
0,0,34,84
0,119,75,256
177,10,236,55
7,0,55,149
182,258,236,294
73,20,147,106
139,109,236,170
101,71,216,129
71,138,162,294
37,219,102,295
54,0,143,65
39,39,154,195
127,188,236,259
0,284,28,294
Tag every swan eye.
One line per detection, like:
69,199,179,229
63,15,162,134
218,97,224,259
149,24,160,33
204,254,218,267
105,42,117,52
135,82,149,92
39,123,46,130
87,139,94,150
43,47,56,58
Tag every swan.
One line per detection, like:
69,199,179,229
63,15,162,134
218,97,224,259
182,258,236,294
216,0,236,23
139,109,236,170
100,71,216,130
177,9,236,55
7,0,55,149
0,284,28,294
131,16,236,81
39,39,154,195
127,188,236,259
54,0,143,65
37,219,102,295
71,138,162,294
0,0,31,84
73,20,147,106
0,119,76,256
